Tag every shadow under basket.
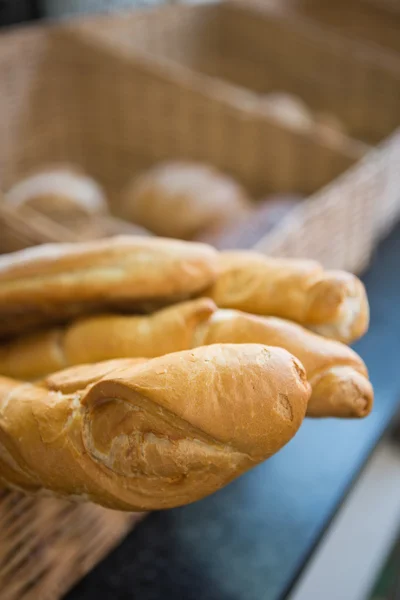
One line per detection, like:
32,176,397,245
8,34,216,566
0,488,145,600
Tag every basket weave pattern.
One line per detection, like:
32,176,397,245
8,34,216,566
0,489,143,600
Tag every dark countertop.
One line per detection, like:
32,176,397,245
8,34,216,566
66,224,400,600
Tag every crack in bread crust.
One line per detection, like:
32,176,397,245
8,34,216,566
82,392,252,481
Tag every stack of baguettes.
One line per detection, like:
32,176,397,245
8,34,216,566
0,236,372,512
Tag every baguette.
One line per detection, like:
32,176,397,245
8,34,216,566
194,310,373,418
0,298,216,380
207,251,369,343
0,344,310,510
0,236,218,338
0,302,372,418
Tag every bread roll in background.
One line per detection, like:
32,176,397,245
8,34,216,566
5,166,108,225
198,195,302,249
121,161,252,240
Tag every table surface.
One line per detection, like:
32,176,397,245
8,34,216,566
66,223,400,600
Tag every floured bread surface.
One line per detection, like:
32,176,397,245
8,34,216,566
0,236,219,338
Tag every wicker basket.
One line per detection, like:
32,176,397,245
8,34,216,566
256,130,400,268
63,0,400,269
0,490,144,600
0,9,377,274
72,1,400,146
265,0,400,57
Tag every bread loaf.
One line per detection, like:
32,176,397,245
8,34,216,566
208,251,369,343
0,301,372,419
0,344,310,510
0,298,216,379
5,167,108,225
0,236,218,338
121,162,251,239
194,310,373,418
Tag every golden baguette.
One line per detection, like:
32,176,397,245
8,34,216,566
0,344,310,510
0,301,372,419
194,310,373,418
0,236,218,339
207,251,369,343
0,298,217,380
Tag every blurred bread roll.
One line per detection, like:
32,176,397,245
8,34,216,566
5,167,108,225
121,161,251,240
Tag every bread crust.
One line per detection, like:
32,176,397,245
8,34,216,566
0,298,217,380
0,344,310,510
0,236,218,338
0,303,373,418
208,251,369,343
195,310,373,418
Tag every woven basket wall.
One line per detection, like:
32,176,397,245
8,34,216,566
66,0,400,269
0,489,144,600
256,131,400,269
0,3,399,260
0,2,398,273
0,12,371,272
264,0,400,57
72,1,400,146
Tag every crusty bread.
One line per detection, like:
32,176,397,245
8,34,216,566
42,358,147,394
64,298,216,367
0,301,372,418
121,162,251,240
0,344,310,510
0,298,217,380
194,310,373,418
208,251,369,343
0,236,218,338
